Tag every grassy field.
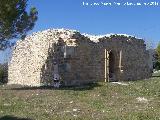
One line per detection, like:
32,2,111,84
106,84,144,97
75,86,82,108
0,76,160,120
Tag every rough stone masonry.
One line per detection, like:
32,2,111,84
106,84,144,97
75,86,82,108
8,29,152,86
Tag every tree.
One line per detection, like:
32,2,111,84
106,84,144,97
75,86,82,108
156,43,160,61
0,0,38,50
155,42,160,70
145,39,154,50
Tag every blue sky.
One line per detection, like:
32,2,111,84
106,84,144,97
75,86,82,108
1,0,160,63
27,0,160,46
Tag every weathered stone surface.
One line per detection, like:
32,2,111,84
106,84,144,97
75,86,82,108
8,29,152,86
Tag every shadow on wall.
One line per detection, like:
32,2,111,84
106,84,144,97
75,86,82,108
9,82,102,91
0,115,33,120
40,38,65,86
40,42,55,86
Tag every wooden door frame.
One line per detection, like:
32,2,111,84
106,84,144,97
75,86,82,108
104,49,123,82
104,49,109,82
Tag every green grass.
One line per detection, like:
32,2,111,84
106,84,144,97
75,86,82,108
0,77,160,120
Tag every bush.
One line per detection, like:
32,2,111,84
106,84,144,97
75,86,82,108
0,63,8,84
0,68,4,83
154,61,160,70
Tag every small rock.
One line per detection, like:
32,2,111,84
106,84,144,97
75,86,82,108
4,103,11,106
73,109,77,112
64,110,70,113
136,97,148,103
73,114,77,117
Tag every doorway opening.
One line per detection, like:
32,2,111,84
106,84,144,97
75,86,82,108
104,49,117,82
109,51,116,81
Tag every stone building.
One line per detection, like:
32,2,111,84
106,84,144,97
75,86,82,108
8,29,152,86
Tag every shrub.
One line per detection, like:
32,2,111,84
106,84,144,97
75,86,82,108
0,63,8,84
154,61,160,70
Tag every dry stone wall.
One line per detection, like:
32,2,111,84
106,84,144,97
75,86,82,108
98,36,151,81
8,29,152,86
8,29,79,86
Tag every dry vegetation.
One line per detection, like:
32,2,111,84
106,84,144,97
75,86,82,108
0,75,160,120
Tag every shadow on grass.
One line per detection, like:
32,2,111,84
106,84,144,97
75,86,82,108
8,82,102,91
0,115,33,120
152,75,160,77
152,73,160,77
